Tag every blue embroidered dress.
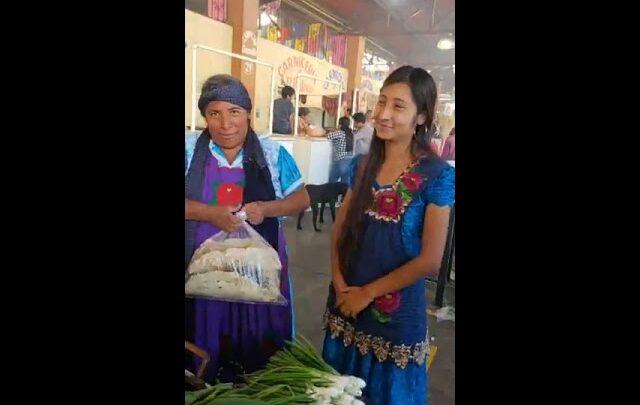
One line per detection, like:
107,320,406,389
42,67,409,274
322,155,455,405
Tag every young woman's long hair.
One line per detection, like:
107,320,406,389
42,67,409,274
339,116,354,153
337,66,439,278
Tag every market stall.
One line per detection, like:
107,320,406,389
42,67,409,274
269,134,332,185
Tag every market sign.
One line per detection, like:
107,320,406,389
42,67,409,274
257,38,348,96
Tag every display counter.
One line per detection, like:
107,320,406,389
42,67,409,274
268,134,331,185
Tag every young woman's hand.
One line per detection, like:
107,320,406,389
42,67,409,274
337,286,374,318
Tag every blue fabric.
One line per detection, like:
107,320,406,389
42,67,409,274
184,133,212,269
402,162,455,257
424,165,455,207
198,82,252,114
325,218,425,345
329,157,353,185
185,132,199,175
185,134,303,200
323,155,454,405
323,337,426,405
277,146,304,196
347,154,364,189
272,98,294,134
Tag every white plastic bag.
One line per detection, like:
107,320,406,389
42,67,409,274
185,214,287,305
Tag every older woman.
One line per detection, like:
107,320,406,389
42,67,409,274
185,74,310,382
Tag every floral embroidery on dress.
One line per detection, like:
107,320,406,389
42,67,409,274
324,309,429,369
371,292,401,324
209,181,244,206
366,160,426,223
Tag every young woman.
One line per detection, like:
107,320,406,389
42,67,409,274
322,66,455,404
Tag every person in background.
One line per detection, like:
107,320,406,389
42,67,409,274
352,112,374,156
185,75,310,383
346,108,354,129
441,127,455,161
327,116,354,184
365,109,373,124
272,85,295,134
322,66,454,405
429,141,441,156
432,114,441,139
297,107,326,136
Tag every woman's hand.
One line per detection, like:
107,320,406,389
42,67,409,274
206,205,242,232
243,201,265,225
337,286,374,319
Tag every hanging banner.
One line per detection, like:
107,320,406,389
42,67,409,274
360,77,383,95
256,38,348,96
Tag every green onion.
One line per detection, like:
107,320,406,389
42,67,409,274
185,335,365,405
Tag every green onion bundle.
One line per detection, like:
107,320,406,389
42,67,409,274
185,336,367,405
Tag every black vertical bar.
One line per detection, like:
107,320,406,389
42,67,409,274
435,206,455,307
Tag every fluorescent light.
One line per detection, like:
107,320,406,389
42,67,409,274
437,38,455,50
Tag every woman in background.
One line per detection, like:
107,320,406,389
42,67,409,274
441,127,455,161
327,116,355,185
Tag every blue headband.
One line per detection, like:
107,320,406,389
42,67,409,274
198,82,252,114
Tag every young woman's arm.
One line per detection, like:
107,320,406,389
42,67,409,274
337,204,451,318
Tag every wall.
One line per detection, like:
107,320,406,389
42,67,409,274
185,9,233,129
357,75,383,113
185,0,208,16
254,38,349,133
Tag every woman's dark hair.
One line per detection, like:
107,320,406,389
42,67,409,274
298,107,310,117
337,66,438,278
449,127,455,136
339,116,354,153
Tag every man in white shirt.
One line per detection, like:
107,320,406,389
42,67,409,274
352,112,374,155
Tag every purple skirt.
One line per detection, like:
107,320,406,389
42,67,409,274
185,228,293,383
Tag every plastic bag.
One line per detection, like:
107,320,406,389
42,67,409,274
428,306,455,322
185,212,287,305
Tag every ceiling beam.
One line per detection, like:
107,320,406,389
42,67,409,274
342,28,453,36
431,9,454,31
281,0,347,31
368,0,432,51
